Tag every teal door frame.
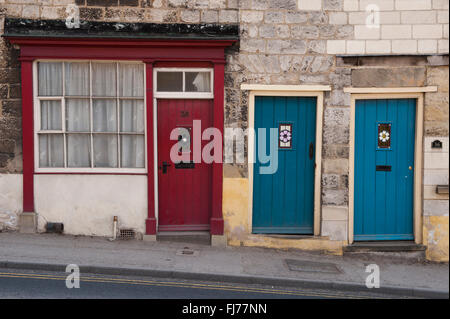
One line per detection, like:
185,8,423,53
245,87,329,237
347,90,430,245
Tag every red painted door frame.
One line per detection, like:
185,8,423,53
6,37,234,236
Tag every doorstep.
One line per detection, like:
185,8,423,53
343,241,427,262
156,231,211,246
343,241,427,253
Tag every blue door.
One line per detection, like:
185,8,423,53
253,96,316,234
355,99,416,241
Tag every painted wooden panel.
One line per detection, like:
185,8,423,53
355,99,416,241
157,99,213,231
253,97,316,234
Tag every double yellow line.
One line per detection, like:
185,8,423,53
0,271,377,299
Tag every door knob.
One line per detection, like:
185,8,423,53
409,166,413,170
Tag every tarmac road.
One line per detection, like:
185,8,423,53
0,268,402,299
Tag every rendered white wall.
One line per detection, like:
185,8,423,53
34,175,148,237
0,174,22,231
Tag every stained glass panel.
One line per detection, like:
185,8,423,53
378,123,391,149
279,123,292,149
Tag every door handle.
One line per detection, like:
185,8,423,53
159,161,171,174
309,143,314,160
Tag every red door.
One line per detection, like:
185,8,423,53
157,99,213,231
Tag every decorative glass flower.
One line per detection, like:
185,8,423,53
379,130,390,142
280,130,292,143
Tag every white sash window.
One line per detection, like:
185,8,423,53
34,61,146,173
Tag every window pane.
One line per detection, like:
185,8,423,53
40,100,62,130
67,134,91,167
66,99,90,132
121,135,145,168
38,62,62,96
157,72,182,92
120,100,144,133
92,63,116,97
39,134,64,167
175,127,191,153
65,62,89,96
93,99,117,132
119,64,144,97
185,72,211,92
93,134,118,168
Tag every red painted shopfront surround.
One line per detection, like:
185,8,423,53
7,37,235,236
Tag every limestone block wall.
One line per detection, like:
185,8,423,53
0,14,21,174
422,65,449,262
0,0,240,23
325,0,449,55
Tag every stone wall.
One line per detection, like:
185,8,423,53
0,0,240,23
327,0,449,55
0,14,21,174
423,63,449,262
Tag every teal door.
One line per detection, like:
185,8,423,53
354,99,416,241
252,96,316,234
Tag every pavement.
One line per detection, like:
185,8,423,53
0,232,448,298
